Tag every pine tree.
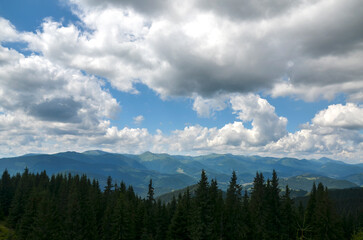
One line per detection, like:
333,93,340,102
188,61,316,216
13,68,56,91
192,170,212,240
168,189,192,240
155,200,168,240
27,191,52,240
147,179,155,204
264,170,281,239
16,190,39,239
241,190,253,240
0,169,14,217
249,172,266,240
280,185,295,240
111,193,133,240
209,178,223,240
303,182,344,240
144,179,156,238
313,183,343,240
224,171,243,239
8,168,33,228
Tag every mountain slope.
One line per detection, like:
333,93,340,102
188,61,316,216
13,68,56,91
279,174,358,192
342,173,363,187
0,151,362,197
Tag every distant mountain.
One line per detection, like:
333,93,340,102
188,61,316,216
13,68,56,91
157,184,199,203
238,174,357,198
279,174,358,192
157,174,358,203
0,151,362,197
342,173,363,187
295,187,363,215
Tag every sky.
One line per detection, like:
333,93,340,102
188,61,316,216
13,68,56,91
0,0,362,163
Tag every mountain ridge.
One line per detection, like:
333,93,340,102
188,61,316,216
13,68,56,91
0,150,362,197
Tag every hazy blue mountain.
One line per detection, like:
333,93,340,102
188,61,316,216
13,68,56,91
343,173,363,187
279,174,358,192
0,151,362,197
157,173,358,202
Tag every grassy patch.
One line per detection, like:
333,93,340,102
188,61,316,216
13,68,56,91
0,222,16,240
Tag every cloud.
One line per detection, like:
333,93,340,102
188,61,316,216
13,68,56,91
265,103,363,162
0,46,119,122
266,124,363,162
230,94,288,144
0,43,120,156
22,11,154,93
312,103,363,129
68,0,169,16
0,1,362,162
16,0,362,101
133,115,144,125
0,18,18,42
192,94,228,117
29,98,82,123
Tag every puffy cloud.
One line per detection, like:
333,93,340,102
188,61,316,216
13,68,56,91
230,94,288,144
0,46,119,123
312,103,363,129
266,124,362,162
192,94,228,117
265,104,363,162
22,11,154,93
0,18,18,42
133,115,144,125
10,0,361,101
169,94,288,152
0,43,121,156
0,0,362,162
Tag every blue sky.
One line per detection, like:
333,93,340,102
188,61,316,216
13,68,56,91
0,0,362,162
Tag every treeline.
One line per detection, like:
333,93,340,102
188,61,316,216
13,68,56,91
0,168,362,240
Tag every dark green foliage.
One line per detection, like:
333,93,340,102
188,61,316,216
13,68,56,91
0,169,361,240
264,170,281,239
191,169,212,240
0,169,15,218
223,171,244,239
280,185,295,240
168,189,192,240
249,172,266,239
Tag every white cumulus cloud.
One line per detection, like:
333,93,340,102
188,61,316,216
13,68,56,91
133,115,145,125
312,103,363,129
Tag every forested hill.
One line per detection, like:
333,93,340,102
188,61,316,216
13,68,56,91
1,150,362,197
0,169,362,239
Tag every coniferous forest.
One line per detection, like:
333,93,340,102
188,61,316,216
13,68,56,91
0,169,362,240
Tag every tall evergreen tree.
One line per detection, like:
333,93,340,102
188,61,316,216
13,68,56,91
224,171,243,240
280,185,295,240
249,172,266,240
144,179,156,238
168,189,192,240
264,170,281,239
241,190,253,240
111,193,133,240
0,169,14,217
191,170,212,240
8,168,33,228
209,178,223,240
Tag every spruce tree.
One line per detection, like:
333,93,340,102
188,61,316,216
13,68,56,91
264,170,281,239
249,172,266,240
209,178,223,240
168,189,192,240
0,169,14,217
280,185,295,240
241,190,253,240
191,170,212,240
8,168,33,228
224,171,243,239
